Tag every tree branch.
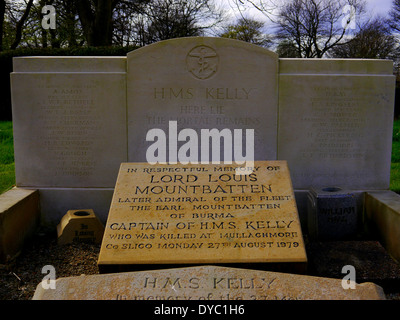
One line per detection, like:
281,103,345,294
10,0,34,50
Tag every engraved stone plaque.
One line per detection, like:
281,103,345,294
32,265,386,300
98,161,307,272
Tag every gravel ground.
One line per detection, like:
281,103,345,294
0,232,100,300
0,231,399,300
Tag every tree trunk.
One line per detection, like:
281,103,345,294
93,0,113,46
65,0,78,47
76,0,114,46
75,0,94,45
11,0,34,50
41,29,48,48
39,0,48,48
0,0,6,51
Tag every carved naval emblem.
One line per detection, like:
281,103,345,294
186,45,218,80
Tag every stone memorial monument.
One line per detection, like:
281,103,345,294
9,37,395,229
127,37,278,163
6,36,399,300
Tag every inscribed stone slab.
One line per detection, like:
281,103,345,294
278,59,395,189
32,265,385,300
97,161,306,271
11,58,127,188
127,37,278,162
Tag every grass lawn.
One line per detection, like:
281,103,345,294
1,120,400,194
391,119,400,193
0,121,15,193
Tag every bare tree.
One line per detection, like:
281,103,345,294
136,0,224,45
330,18,398,59
113,1,143,46
276,0,365,58
389,0,400,34
230,0,279,22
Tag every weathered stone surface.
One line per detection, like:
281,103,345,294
32,265,385,300
57,209,104,245
0,188,40,263
278,58,395,189
127,37,278,163
307,187,359,240
98,161,306,272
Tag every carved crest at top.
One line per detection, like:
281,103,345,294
186,45,219,80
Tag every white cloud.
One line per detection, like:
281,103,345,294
365,0,393,18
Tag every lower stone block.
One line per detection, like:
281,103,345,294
0,188,40,263
365,191,400,263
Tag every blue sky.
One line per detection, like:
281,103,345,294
366,0,393,17
223,0,395,21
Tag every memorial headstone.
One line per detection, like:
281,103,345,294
307,187,359,240
127,37,278,163
32,265,386,300
97,161,307,272
11,57,127,224
11,57,127,188
278,59,395,189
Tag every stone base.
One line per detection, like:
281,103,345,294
0,188,40,263
365,191,400,263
